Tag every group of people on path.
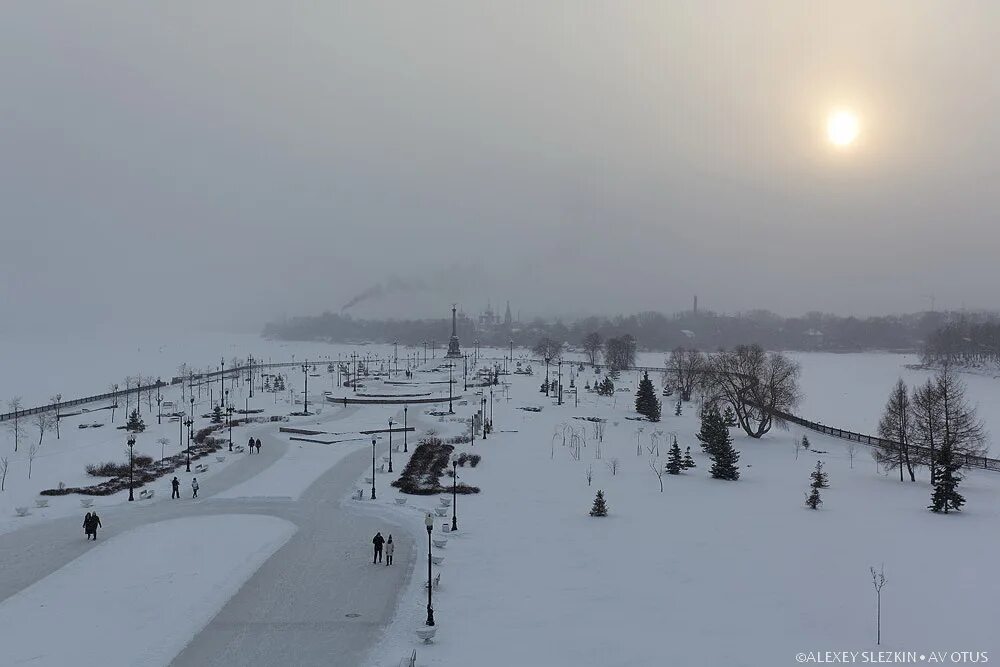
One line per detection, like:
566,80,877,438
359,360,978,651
247,437,262,454
82,512,102,540
372,531,394,565
171,476,199,499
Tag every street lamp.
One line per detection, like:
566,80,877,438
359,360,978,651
490,386,494,429
388,419,394,473
425,513,435,626
156,379,162,425
227,404,234,452
544,356,551,396
220,357,225,406
301,361,310,414
558,360,563,405
482,395,488,440
451,457,458,531
448,363,454,414
127,433,136,501
184,416,193,472
371,437,377,500
463,354,468,391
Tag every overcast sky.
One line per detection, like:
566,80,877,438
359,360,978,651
2,1,998,336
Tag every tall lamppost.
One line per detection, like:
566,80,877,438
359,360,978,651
447,363,454,414
509,339,514,371
451,458,458,531
403,404,409,452
557,360,563,405
220,357,225,406
388,419,394,473
249,354,254,399
156,380,162,425
370,437,377,500
463,354,468,391
544,357,551,396
423,341,427,364
424,514,435,626
127,433,136,501
301,361,310,414
482,396,488,440
490,386,494,429
184,417,193,472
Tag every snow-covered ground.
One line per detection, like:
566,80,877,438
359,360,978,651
0,514,295,667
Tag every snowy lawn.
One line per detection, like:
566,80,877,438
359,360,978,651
0,514,296,667
366,367,1000,666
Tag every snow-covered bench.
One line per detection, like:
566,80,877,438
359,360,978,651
424,572,441,590
139,489,155,500
394,497,408,505
438,497,451,507
80,498,94,508
431,554,444,565
35,499,49,508
432,537,447,548
216,455,226,462
194,463,209,473
234,445,245,453
433,507,448,517
415,627,437,644
399,649,417,667
14,507,29,517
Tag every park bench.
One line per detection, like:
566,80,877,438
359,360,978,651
139,489,155,500
35,499,50,508
14,507,29,517
216,455,226,462
415,627,437,644
194,463,209,473
234,445,245,453
80,498,94,508
394,497,408,505
433,507,448,517
431,554,444,565
438,497,451,507
399,649,417,667
432,537,447,548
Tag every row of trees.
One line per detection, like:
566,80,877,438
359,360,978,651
535,333,637,372
922,319,1000,368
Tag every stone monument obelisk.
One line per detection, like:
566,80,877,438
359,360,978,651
445,304,462,358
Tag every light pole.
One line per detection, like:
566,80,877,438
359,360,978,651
425,513,435,626
451,458,458,531
371,437,377,499
448,363,454,414
227,404,234,452
490,385,494,429
301,361,310,414
156,380,162,425
403,404,409,452
249,354,254,399
388,419,394,473
423,341,427,364
509,339,514,371
558,360,563,405
184,417,193,472
482,396,488,439
544,357,551,396
220,357,225,406
127,433,136,501
463,354,468,391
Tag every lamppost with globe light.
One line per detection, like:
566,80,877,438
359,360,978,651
227,404,234,452
371,437,377,500
451,457,458,531
403,404,409,453
482,396,488,439
388,419,394,473
425,513,435,626
127,433,136,501
544,356,551,396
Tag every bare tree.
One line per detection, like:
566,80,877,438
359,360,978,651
109,384,120,422
156,437,170,463
582,332,603,366
705,345,801,439
870,565,887,646
0,456,8,491
876,379,917,482
910,378,940,479
532,337,563,361
605,458,620,476
935,366,988,464
846,439,859,469
604,335,636,372
586,465,593,486
178,363,189,401
667,347,706,402
649,456,665,492
32,411,53,449
6,397,24,452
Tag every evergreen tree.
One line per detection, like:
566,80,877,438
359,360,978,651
682,446,696,470
589,489,608,517
126,408,146,433
665,438,684,474
929,442,965,513
709,425,740,481
723,405,738,427
212,405,223,424
809,460,829,489
540,379,549,393
675,399,683,416
696,407,726,455
801,435,810,450
635,371,661,422
805,487,822,510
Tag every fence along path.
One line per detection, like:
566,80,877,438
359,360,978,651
0,361,303,424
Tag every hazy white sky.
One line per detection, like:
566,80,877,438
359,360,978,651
2,1,998,335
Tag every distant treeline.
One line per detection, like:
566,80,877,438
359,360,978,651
922,316,1000,367
263,309,972,353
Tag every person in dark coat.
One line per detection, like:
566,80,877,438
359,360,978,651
171,476,180,499
191,477,199,498
372,531,385,564
385,535,394,566
84,512,102,540
248,436,255,454
255,438,262,454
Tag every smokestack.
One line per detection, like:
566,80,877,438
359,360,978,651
693,295,698,314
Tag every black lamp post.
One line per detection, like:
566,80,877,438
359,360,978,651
423,341,427,364
371,437,377,500
490,386,494,429
463,354,468,391
156,380,162,425
388,419,394,473
220,357,225,406
301,361,310,414
448,363,454,414
184,417,193,472
425,513,435,626
451,458,458,531
482,396,488,439
544,357,551,396
127,433,136,501
558,360,563,405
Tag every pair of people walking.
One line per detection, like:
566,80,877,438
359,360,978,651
82,512,102,540
170,476,199,499
372,532,394,565
246,437,262,454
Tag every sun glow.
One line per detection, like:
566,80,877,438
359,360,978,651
826,109,860,147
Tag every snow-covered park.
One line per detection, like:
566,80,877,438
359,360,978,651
1,336,999,666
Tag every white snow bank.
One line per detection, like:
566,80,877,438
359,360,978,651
0,514,295,667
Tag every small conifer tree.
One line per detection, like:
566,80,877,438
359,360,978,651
126,408,146,433
723,405,738,427
675,399,683,416
665,439,684,474
805,487,822,509
709,425,740,481
212,405,223,424
929,442,965,513
590,489,608,517
635,371,661,422
682,445,696,469
810,460,829,489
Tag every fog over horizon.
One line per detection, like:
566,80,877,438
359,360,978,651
3,2,999,339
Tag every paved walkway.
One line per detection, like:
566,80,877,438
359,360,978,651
0,417,414,667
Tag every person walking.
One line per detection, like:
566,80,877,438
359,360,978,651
385,535,394,566
372,531,385,564
255,438,262,454
171,476,180,499
83,512,93,540
247,436,255,454
84,512,102,540
191,477,200,498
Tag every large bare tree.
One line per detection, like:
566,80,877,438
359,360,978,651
667,347,706,401
875,379,917,481
6,397,24,452
935,366,987,465
705,345,801,438
604,335,636,371
532,337,563,361
582,332,603,366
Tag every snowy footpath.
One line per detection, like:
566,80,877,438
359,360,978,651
0,515,296,667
